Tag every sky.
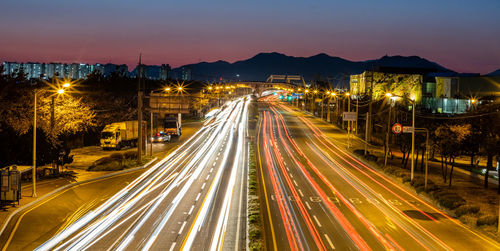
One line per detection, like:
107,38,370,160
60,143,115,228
0,0,499,74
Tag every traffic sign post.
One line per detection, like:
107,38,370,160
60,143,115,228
403,126,414,133
392,123,402,134
342,112,357,121
343,112,357,148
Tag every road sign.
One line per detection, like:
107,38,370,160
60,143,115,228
342,112,357,121
403,126,414,133
392,123,402,134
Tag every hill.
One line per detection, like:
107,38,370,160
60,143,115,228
172,52,454,82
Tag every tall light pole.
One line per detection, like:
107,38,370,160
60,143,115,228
32,86,67,197
32,90,37,197
137,56,143,165
410,96,416,181
384,93,394,167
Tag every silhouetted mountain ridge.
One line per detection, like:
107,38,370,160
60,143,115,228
173,52,454,82
487,69,500,76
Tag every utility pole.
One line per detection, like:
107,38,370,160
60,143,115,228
50,96,55,133
411,100,416,181
137,54,143,164
384,100,393,167
367,70,373,143
32,91,37,198
150,111,153,157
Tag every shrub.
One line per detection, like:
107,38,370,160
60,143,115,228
435,193,466,209
477,215,498,227
410,177,425,188
249,228,261,240
455,205,480,217
123,151,137,160
109,153,124,161
249,213,260,224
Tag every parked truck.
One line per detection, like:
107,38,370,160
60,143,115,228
100,121,146,150
164,117,181,137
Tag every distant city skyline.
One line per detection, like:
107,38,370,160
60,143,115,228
1,1,499,74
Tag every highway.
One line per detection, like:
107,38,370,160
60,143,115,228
258,96,500,251
35,97,250,251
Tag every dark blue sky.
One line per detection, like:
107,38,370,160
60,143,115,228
1,0,499,73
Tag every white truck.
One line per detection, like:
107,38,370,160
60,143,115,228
100,121,145,150
164,117,181,137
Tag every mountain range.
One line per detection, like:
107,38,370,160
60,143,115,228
172,52,456,82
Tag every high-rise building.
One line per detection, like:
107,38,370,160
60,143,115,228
161,64,171,80
181,66,192,81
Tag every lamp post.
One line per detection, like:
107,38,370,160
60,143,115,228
384,93,395,167
410,96,416,181
327,92,336,122
32,90,37,197
32,86,67,198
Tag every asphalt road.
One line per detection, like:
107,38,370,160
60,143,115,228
31,97,250,250
258,96,500,251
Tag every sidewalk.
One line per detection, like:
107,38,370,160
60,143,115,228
0,120,203,240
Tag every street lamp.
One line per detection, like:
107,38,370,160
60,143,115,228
32,84,69,197
384,92,394,167
410,95,416,181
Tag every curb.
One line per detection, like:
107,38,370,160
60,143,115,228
0,157,157,238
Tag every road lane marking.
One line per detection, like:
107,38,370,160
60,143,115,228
179,221,187,234
305,201,312,210
169,242,176,251
216,157,219,161
324,234,335,249
188,205,195,215
213,162,216,166
313,215,322,227
196,193,201,201
210,168,213,173
293,179,298,186
298,189,304,197
206,174,210,181
257,116,277,251
201,183,206,190
290,173,293,178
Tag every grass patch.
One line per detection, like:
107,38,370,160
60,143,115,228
477,215,498,227
88,152,152,171
247,96,264,250
455,205,480,217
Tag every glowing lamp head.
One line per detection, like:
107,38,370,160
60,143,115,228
178,86,183,91
345,92,350,96
326,91,330,95
305,89,309,93
410,95,416,101
165,87,171,92
385,93,393,98
331,92,336,97
313,90,318,94
57,89,65,94
62,82,70,88
208,86,213,90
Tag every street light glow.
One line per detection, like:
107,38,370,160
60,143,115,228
385,92,393,97
57,89,65,94
331,92,336,97
345,92,350,96
165,87,171,92
63,82,70,88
